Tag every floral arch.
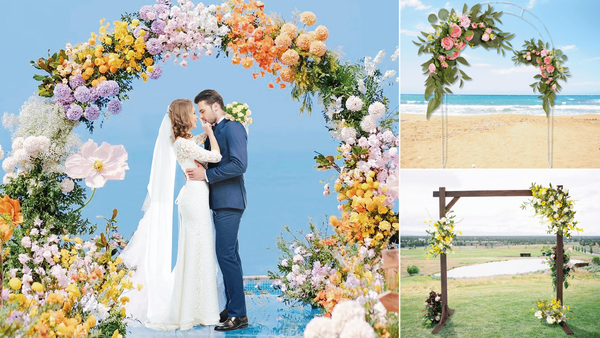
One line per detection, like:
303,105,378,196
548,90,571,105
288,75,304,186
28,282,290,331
0,0,398,336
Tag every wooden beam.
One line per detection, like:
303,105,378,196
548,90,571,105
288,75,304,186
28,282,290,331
445,196,460,212
379,291,399,313
433,190,532,197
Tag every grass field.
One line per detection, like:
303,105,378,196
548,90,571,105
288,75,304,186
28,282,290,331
401,245,600,337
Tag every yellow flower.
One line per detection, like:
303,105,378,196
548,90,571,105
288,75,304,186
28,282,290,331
32,282,44,293
112,329,123,338
120,296,130,304
9,277,21,290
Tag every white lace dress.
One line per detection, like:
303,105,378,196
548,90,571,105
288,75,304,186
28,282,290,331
146,135,224,330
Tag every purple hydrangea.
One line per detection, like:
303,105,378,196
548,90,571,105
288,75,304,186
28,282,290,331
69,75,85,89
108,99,122,114
84,104,100,120
150,65,162,79
73,86,91,102
134,26,150,41
155,4,170,19
146,38,163,55
97,80,119,97
53,83,74,105
151,19,166,35
89,87,100,101
139,5,154,21
66,104,83,120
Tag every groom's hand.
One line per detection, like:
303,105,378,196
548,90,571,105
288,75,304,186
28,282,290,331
186,162,207,181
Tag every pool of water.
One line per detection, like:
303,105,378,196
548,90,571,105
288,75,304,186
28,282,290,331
127,280,319,338
434,258,583,278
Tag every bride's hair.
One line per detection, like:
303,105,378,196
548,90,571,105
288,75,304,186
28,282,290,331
168,99,195,140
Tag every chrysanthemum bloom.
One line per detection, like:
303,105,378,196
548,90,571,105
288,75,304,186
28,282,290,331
108,99,122,114
280,67,295,82
345,96,364,112
66,104,83,121
295,34,311,50
300,11,317,26
84,104,100,120
309,41,326,57
280,23,298,39
275,34,292,48
65,139,129,189
281,49,300,66
315,25,329,41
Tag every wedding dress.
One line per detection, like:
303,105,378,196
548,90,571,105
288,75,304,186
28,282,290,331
121,114,226,331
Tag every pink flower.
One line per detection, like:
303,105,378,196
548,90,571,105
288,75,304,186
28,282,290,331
552,84,557,91
438,55,446,62
539,65,546,71
527,55,531,61
450,25,462,38
491,35,496,40
541,49,549,57
536,58,541,63
485,28,492,34
479,22,485,28
545,80,550,85
465,33,474,42
455,40,467,51
549,77,553,81
459,15,471,29
471,22,477,29
544,56,553,64
541,72,548,79
482,33,490,42
536,51,540,55
441,61,448,68
65,139,129,189
546,65,555,73
428,63,437,74
441,36,455,50
447,51,460,60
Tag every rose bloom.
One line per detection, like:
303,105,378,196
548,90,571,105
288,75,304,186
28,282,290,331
544,56,553,64
441,61,448,68
428,63,437,74
441,36,454,50
449,24,462,38
485,27,492,34
459,15,471,28
479,22,485,28
447,51,460,60
471,22,477,29
465,33,474,42
546,65,555,73
482,33,490,42
438,55,445,62
454,40,466,51
552,84,557,91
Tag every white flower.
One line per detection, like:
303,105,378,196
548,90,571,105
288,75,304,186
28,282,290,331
367,102,386,119
21,236,32,248
546,316,555,324
12,137,25,151
345,96,364,112
534,311,543,319
331,300,366,335
281,259,289,267
2,156,17,172
0,145,3,161
373,50,385,64
339,318,376,338
391,46,399,61
357,79,366,94
61,178,75,193
13,149,29,163
293,254,304,263
3,172,17,184
340,127,357,142
382,70,397,80
304,317,336,338
360,116,377,133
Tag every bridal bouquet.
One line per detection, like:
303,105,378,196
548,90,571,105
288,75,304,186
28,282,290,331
225,102,253,125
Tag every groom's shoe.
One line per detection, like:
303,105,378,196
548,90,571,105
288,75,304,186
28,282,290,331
214,316,249,331
219,309,228,323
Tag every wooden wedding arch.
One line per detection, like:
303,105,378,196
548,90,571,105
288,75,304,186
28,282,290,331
432,185,573,335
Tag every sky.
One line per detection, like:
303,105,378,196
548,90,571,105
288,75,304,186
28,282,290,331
400,0,600,95
0,0,399,275
401,169,600,236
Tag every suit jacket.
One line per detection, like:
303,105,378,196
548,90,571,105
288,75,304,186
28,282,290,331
204,119,248,210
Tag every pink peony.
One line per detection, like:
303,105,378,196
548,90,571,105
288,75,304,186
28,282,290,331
471,22,478,29
546,65,555,73
455,40,467,51
447,51,460,60
541,49,549,57
539,65,546,71
441,36,455,50
527,55,531,61
441,61,448,68
536,58,541,63
544,56,553,64
428,63,437,74
65,139,129,189
482,33,490,42
465,33,474,42
438,55,446,62
485,27,492,34
552,84,557,91
450,24,462,38
459,15,471,28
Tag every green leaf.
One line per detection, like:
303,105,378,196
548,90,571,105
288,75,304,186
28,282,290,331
425,83,434,100
463,3,468,14
459,69,472,80
460,79,464,88
561,55,568,61
412,40,421,46
471,4,481,15
426,97,440,120
428,14,437,23
534,74,542,79
439,8,449,21
543,101,550,116
33,74,46,81
456,57,470,66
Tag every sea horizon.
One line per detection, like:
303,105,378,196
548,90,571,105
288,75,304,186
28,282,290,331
401,94,600,116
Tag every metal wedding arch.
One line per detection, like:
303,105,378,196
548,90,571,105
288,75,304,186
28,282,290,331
432,185,573,335
441,1,555,168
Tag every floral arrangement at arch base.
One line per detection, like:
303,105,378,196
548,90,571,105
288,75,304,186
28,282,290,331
421,290,442,327
533,298,572,325
413,4,514,118
424,211,461,260
512,39,571,115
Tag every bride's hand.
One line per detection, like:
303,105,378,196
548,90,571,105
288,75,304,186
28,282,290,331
200,119,213,136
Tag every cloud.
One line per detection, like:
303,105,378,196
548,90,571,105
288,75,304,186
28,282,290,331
490,67,538,75
415,22,434,32
527,0,536,8
401,29,420,37
445,2,451,8
460,53,480,61
400,0,431,10
568,81,600,86
559,45,576,51
473,63,492,67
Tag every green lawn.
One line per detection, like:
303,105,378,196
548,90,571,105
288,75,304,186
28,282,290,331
401,246,600,337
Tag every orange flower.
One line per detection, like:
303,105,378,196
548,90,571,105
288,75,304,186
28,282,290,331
280,67,295,82
295,34,311,50
315,25,329,41
241,57,254,69
268,83,274,89
300,11,317,26
275,34,292,48
280,49,299,66
279,83,286,89
309,40,326,57
0,195,23,242
232,56,241,65
280,23,298,39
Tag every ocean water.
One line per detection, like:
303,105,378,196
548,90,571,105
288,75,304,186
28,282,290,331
401,94,600,116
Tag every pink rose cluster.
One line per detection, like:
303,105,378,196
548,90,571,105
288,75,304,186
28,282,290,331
528,48,558,91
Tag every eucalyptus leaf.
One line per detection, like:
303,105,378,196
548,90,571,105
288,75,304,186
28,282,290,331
561,55,568,61
428,14,437,23
439,8,449,21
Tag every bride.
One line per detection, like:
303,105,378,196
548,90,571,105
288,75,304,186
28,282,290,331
120,99,226,330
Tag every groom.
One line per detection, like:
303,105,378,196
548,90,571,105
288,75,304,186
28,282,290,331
186,89,248,331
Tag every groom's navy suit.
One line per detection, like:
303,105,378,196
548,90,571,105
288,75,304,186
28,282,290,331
205,118,247,318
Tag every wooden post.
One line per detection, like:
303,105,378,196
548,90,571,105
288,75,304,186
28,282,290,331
379,249,399,313
433,187,454,334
